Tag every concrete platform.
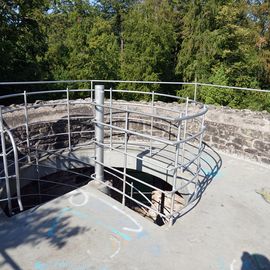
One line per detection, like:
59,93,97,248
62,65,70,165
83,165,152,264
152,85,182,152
0,152,270,270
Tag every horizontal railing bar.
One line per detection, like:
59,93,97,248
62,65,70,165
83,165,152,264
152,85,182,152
94,158,170,194
198,82,270,93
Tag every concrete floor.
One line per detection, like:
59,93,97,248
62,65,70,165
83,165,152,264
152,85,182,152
0,152,270,270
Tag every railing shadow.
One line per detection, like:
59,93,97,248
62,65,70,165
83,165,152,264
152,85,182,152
175,142,223,220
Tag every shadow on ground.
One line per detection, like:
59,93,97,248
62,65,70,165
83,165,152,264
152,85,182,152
241,251,270,270
176,142,223,220
0,204,89,270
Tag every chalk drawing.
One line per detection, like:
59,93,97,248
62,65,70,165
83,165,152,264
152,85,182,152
230,259,236,270
68,190,143,235
109,236,121,259
88,192,143,233
68,189,88,206
34,260,88,270
217,257,226,270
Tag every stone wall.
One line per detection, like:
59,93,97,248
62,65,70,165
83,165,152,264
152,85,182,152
204,106,270,164
2,99,270,165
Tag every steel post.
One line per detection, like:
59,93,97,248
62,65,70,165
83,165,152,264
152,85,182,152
122,109,129,206
90,81,93,102
0,106,12,215
66,87,71,152
181,97,189,169
95,85,105,183
194,77,197,102
169,123,181,227
109,87,113,149
149,91,154,156
5,129,23,211
23,91,31,162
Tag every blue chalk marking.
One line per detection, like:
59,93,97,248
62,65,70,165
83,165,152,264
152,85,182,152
109,227,132,241
149,245,161,257
35,261,46,270
217,257,226,270
71,209,89,219
136,230,148,239
100,267,109,270
49,206,132,241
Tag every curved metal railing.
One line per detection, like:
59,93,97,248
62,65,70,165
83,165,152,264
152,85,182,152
0,80,209,225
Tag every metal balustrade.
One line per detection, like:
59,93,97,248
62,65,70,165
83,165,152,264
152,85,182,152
0,80,209,226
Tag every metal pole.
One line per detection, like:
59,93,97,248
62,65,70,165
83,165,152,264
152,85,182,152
95,85,104,183
109,87,113,149
149,91,154,156
35,147,41,204
90,81,93,102
122,109,129,206
66,87,71,152
5,129,23,211
181,97,189,169
23,91,31,162
194,77,197,102
0,106,12,215
196,107,206,181
169,123,181,227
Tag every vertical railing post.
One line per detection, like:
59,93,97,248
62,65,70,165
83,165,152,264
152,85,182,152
23,91,30,162
169,123,181,227
109,87,113,150
196,107,206,182
122,108,129,206
35,147,41,204
194,77,197,102
90,80,93,102
0,106,12,215
66,87,71,152
149,91,155,156
181,97,189,170
95,85,105,183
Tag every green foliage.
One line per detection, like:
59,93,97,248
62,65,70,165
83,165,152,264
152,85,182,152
0,0,270,111
119,0,177,100
0,0,49,82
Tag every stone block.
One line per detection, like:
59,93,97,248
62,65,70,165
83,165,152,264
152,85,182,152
261,157,270,165
240,128,263,139
253,140,270,152
226,142,242,151
212,136,226,145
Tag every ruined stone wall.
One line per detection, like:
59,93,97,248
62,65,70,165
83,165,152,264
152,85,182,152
204,106,270,165
2,99,270,165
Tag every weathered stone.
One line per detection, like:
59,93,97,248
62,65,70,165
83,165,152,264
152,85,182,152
212,136,226,145
240,128,263,139
205,125,218,136
2,99,270,166
253,140,270,152
263,133,270,143
232,135,252,147
244,148,258,155
261,157,270,165
226,142,242,151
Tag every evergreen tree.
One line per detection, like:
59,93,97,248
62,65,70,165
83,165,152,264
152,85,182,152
119,0,177,98
0,0,49,82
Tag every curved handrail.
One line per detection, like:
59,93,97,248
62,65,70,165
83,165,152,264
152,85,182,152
4,129,23,211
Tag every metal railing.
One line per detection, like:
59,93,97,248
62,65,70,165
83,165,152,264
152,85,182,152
0,80,210,226
1,79,270,102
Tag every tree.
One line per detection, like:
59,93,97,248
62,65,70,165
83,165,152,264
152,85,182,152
119,0,177,99
0,0,49,82
45,0,120,86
